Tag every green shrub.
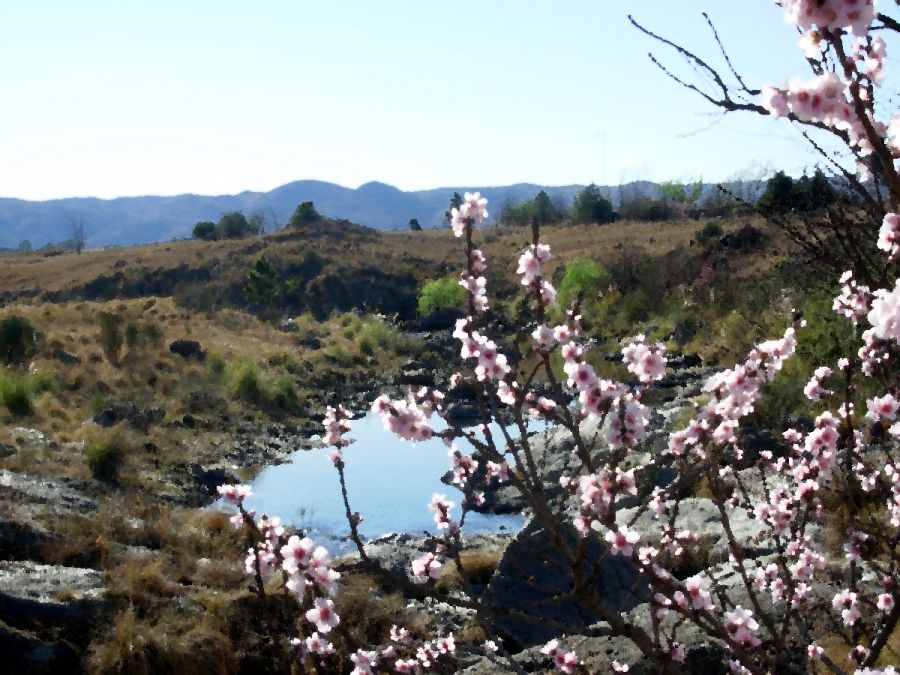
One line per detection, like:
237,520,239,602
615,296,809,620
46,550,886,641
225,358,264,405
270,376,300,412
0,371,33,416
558,258,608,309
85,433,127,481
418,276,466,315
0,315,36,364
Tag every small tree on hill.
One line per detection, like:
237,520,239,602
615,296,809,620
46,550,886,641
289,201,321,228
244,255,280,307
217,212,255,239
444,192,464,225
408,218,422,231
192,221,217,241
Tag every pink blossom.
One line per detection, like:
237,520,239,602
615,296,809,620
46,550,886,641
306,598,340,633
281,535,315,574
605,525,640,556
217,483,252,505
411,552,442,578
350,649,378,675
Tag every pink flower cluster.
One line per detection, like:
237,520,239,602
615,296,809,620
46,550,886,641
834,270,871,324
517,243,557,307
723,606,761,649
803,365,833,401
323,404,352,448
878,213,900,260
449,192,488,237
780,0,875,36
217,483,252,505
761,73,877,155
371,389,439,441
541,639,580,674
668,327,797,458
428,493,456,531
622,334,667,383
452,318,510,381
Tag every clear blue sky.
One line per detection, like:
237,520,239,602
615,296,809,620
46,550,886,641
1,1,893,200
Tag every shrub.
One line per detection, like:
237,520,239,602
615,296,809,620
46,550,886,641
192,221,217,240
225,358,264,406
98,312,124,365
616,196,673,221
695,221,723,245
557,257,608,309
85,433,126,482
0,371,33,416
417,276,465,315
0,315,36,364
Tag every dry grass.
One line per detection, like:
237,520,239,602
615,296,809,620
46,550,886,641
0,216,771,297
435,548,503,592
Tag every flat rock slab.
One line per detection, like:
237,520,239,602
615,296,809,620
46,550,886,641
0,561,106,631
0,470,98,513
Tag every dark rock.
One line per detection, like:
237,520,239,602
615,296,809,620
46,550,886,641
482,516,647,649
396,369,434,386
444,403,482,427
299,333,321,349
0,619,80,674
182,414,196,429
404,307,465,332
92,409,117,428
444,380,478,402
0,518,50,561
169,339,206,361
190,464,238,496
50,348,80,365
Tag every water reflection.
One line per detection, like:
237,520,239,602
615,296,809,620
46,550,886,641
235,413,538,553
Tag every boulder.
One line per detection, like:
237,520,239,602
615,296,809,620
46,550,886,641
481,516,648,649
168,339,206,361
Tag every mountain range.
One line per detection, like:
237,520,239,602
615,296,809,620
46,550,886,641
0,179,670,249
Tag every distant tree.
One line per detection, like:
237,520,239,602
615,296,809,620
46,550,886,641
217,212,255,239
444,192,464,224
18,240,32,252
756,169,837,214
658,179,703,205
532,190,563,225
499,191,565,227
248,210,267,235
289,201,321,228
408,218,422,231
617,196,673,221
571,184,616,224
69,215,86,254
192,221,217,241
